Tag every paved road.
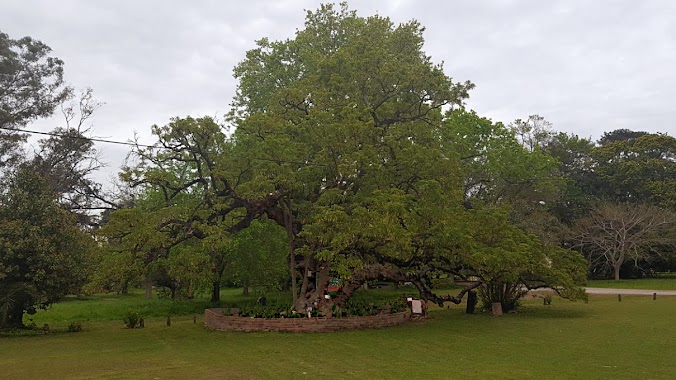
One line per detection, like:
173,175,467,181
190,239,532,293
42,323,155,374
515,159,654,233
585,287,676,296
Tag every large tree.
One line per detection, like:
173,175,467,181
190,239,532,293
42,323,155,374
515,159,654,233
230,3,478,312
120,4,586,313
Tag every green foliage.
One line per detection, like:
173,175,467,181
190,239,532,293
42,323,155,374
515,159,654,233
165,242,212,298
443,110,562,206
111,3,588,313
544,132,596,225
461,206,587,310
84,250,142,294
236,300,305,318
591,133,676,209
223,218,289,293
0,167,94,328
0,29,71,169
342,295,408,317
122,309,143,329
231,293,407,318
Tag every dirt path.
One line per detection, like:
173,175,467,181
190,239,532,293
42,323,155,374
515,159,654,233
585,287,676,296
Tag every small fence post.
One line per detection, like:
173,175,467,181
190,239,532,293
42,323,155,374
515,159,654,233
617,294,622,302
166,316,171,326
653,293,657,301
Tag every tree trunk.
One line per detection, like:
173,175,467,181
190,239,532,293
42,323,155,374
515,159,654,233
290,268,298,307
331,264,404,308
187,279,194,299
2,303,25,329
242,286,249,296
466,291,477,314
144,274,153,299
211,281,220,303
613,263,621,281
294,269,311,312
283,204,299,308
120,281,129,294
318,300,334,318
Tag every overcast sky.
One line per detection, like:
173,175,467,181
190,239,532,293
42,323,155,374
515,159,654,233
2,0,675,185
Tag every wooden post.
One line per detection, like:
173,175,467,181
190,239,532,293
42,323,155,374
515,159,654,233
491,302,503,316
166,316,171,326
617,294,622,302
193,315,197,324
653,293,657,300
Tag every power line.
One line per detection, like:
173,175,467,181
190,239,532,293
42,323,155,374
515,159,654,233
0,126,155,148
1,126,328,166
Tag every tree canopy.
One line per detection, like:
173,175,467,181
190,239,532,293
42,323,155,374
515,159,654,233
112,3,587,314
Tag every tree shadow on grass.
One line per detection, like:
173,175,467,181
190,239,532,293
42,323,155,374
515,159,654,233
510,304,589,319
429,303,589,320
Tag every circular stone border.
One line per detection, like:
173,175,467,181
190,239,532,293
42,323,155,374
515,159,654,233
204,308,412,333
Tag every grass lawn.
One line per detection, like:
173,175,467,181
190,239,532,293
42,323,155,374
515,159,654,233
2,291,675,379
588,273,676,290
20,288,276,326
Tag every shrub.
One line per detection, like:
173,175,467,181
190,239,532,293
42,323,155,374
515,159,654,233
341,296,408,317
67,321,83,332
123,309,143,328
225,294,408,318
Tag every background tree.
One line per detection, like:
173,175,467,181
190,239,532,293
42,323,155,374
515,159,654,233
224,218,288,296
572,203,676,280
0,29,71,169
543,132,596,225
27,89,116,226
591,132,675,209
98,187,199,299
0,166,94,328
510,114,555,153
597,129,649,146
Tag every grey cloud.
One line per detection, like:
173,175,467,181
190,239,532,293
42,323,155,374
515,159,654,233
2,0,675,186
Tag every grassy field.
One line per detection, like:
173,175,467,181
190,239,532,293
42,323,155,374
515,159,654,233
1,290,675,379
588,273,676,290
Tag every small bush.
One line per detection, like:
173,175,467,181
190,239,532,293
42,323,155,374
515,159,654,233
67,321,83,332
123,309,143,328
224,294,408,319
341,296,408,317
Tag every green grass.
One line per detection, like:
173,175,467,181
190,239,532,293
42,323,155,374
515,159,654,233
2,291,676,379
26,287,424,326
23,288,275,325
588,273,676,290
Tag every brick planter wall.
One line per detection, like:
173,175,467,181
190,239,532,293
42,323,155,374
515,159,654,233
204,308,412,333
